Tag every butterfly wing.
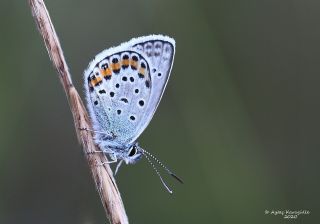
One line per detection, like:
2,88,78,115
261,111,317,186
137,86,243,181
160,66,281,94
84,35,175,146
129,35,175,141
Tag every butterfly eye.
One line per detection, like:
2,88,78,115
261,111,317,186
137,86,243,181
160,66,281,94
128,146,137,157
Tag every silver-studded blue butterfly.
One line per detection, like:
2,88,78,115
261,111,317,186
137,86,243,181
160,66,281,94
83,35,182,193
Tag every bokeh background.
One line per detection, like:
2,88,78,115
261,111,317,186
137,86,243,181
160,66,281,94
0,0,319,223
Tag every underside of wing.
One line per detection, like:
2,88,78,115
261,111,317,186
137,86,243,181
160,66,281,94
129,35,176,140
84,35,175,145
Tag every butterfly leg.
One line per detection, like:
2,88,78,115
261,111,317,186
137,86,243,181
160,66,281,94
96,158,118,166
79,127,108,135
86,149,104,155
79,127,112,155
114,160,123,175
96,153,118,166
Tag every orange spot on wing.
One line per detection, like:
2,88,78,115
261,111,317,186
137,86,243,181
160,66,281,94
130,60,138,69
138,67,145,75
122,59,129,66
111,63,121,71
91,76,102,86
101,68,112,77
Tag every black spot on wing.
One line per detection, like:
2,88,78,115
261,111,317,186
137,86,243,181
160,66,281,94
101,63,108,70
120,98,128,103
145,80,150,88
113,69,120,74
132,55,138,61
139,100,144,106
130,115,136,121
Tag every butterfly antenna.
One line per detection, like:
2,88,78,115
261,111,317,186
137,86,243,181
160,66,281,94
143,152,173,194
141,149,183,184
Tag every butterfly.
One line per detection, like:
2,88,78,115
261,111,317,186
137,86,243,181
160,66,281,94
83,35,182,193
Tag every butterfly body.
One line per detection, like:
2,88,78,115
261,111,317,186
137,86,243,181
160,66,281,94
84,35,175,165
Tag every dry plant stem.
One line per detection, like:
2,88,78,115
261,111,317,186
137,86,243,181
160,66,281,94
28,0,129,223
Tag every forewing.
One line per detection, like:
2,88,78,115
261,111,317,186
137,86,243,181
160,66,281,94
130,35,175,140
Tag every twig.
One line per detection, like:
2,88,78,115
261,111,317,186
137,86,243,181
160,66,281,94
28,1,129,223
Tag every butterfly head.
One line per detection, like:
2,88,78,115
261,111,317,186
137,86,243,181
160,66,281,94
116,142,183,194
123,143,143,164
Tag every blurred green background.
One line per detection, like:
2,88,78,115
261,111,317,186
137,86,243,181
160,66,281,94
0,0,319,223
